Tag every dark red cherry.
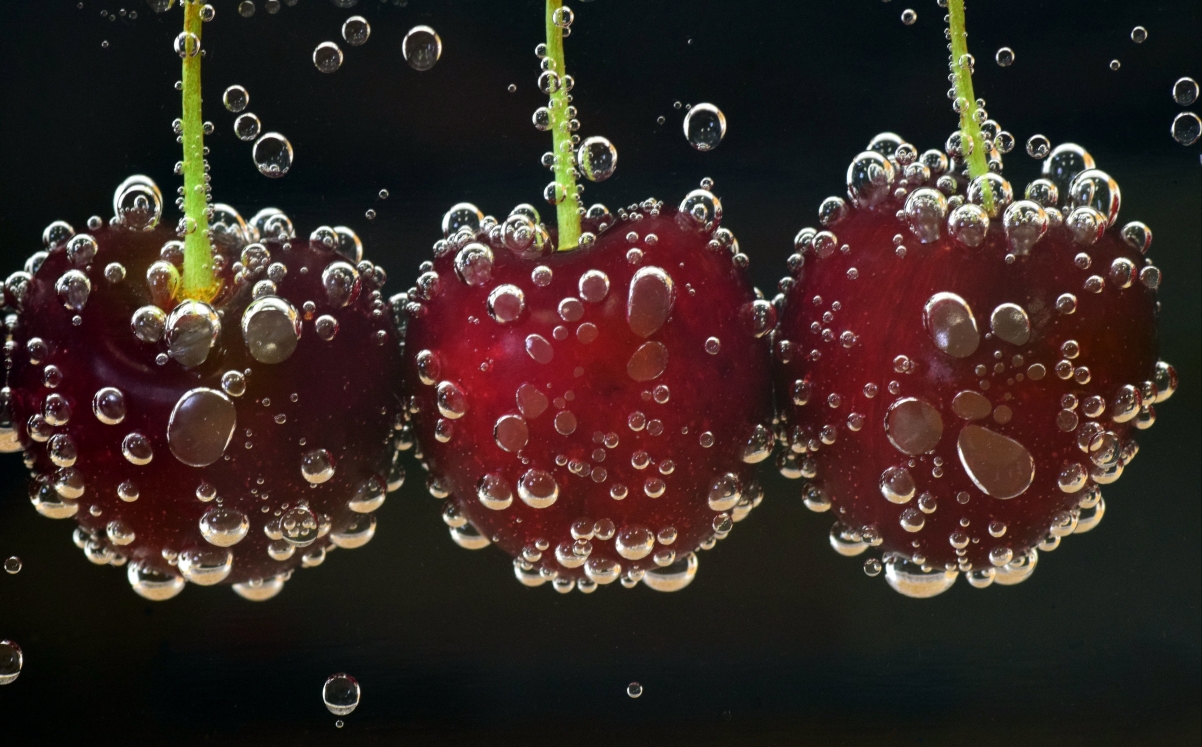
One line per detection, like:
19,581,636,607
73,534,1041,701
3,209,405,601
401,195,775,593
774,139,1175,597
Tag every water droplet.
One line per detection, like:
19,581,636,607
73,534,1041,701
323,673,361,716
253,133,294,178
956,425,1035,500
403,25,441,71
923,292,979,358
199,506,249,547
168,388,236,467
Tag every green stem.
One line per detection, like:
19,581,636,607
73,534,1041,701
180,0,215,300
947,0,993,212
546,0,581,251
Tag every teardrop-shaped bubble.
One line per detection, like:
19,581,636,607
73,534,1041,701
331,514,377,549
403,25,442,71
348,475,386,513
741,424,775,464
846,151,895,207
494,414,529,453
252,132,294,178
683,103,727,151
957,425,1035,499
177,546,234,586
626,267,675,338
166,300,221,367
167,388,236,468
642,552,698,592
477,473,514,510
990,303,1031,345
1002,200,1049,255
55,270,91,311
627,341,668,382
884,558,958,598
301,449,336,484
322,261,360,307
241,296,301,364
577,136,618,182
904,188,948,243
885,398,944,455
323,673,361,716
923,292,979,358
517,469,558,509
199,506,249,547
127,562,186,601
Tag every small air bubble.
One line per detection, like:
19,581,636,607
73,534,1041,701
995,47,1014,67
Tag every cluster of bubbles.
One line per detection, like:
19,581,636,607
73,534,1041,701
1171,77,1200,147
220,84,294,177
235,0,298,17
313,15,439,75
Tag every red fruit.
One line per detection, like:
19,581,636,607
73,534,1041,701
774,137,1176,597
401,194,775,593
1,191,404,601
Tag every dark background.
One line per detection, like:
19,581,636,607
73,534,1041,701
1,1,1199,744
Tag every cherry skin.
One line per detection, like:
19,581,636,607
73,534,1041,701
401,197,775,593
773,138,1176,597
3,212,405,601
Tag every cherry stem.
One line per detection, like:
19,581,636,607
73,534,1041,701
947,0,994,212
180,0,215,300
546,0,581,251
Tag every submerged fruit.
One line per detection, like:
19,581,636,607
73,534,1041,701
2,183,404,601
774,137,1174,597
400,193,774,593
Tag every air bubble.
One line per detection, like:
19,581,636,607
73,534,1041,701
253,133,294,178
1173,77,1199,106
403,26,442,71
577,136,618,182
683,103,726,151
1171,112,1201,146
323,674,361,716
995,47,1014,67
223,85,249,112
313,42,343,73
342,16,370,46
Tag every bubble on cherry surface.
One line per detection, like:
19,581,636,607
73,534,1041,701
577,136,618,182
166,300,221,367
223,85,249,112
313,41,343,73
1171,112,1201,146
682,103,726,151
0,640,22,685
403,25,442,71
884,558,957,599
177,546,234,585
301,448,336,484
923,292,979,359
1174,77,1199,106
4,557,20,575
242,297,301,364
642,552,698,592
442,202,483,237
342,16,370,46
167,387,237,467
995,47,1014,67
253,132,294,177
885,398,943,456
956,425,1035,500
323,673,361,716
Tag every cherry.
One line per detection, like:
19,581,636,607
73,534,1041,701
2,199,404,601
773,133,1176,597
401,199,775,592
